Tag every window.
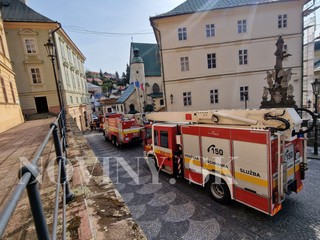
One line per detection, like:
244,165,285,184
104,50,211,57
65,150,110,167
206,24,215,37
152,83,160,93
160,99,164,106
10,82,16,104
1,78,8,103
76,97,79,103
278,14,287,28
30,68,42,84
25,39,37,54
239,49,248,65
237,20,247,33
0,36,5,56
207,53,216,69
154,130,159,146
210,89,218,104
183,92,192,106
180,57,189,72
240,86,249,101
178,27,187,41
160,131,169,148
70,96,73,103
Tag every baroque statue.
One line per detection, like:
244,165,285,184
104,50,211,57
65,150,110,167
260,36,297,108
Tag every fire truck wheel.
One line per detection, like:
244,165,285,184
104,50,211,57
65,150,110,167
111,136,116,145
206,177,231,204
148,155,159,171
115,140,121,148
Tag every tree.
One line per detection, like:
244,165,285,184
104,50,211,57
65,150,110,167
115,71,120,82
125,64,130,85
99,69,103,80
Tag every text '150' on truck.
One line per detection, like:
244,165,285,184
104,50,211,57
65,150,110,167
141,108,315,216
103,114,143,147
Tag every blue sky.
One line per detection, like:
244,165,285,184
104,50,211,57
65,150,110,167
27,0,185,74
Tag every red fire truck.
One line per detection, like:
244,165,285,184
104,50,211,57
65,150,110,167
142,108,313,216
103,114,143,147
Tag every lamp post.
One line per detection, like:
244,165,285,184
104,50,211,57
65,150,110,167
44,39,63,112
241,92,248,109
311,78,320,155
307,99,312,108
170,94,173,104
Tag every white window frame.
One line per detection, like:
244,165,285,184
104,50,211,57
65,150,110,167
206,24,215,37
239,49,248,65
278,14,287,28
24,38,37,54
207,53,216,69
237,19,247,33
178,27,187,41
183,92,192,106
240,86,249,101
210,89,219,104
180,57,189,72
30,68,42,84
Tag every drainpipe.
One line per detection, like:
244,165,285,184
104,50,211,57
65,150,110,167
150,20,168,111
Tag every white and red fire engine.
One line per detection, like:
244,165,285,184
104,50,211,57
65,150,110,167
103,114,143,147
142,108,313,216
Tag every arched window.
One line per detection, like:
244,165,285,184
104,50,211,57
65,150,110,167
0,36,5,57
10,82,16,104
152,83,160,93
1,77,8,103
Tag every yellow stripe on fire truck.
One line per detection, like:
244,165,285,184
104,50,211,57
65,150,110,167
123,128,143,134
184,157,232,177
235,172,268,188
154,148,172,158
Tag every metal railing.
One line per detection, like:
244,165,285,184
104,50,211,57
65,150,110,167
0,109,73,239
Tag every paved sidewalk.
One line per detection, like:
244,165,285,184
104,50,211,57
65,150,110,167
0,118,146,239
0,118,55,207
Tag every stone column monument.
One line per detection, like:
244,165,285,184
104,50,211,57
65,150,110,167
260,36,297,108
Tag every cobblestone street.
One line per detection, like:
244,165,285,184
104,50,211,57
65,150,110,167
85,131,320,240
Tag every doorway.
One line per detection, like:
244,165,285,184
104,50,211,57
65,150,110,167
35,96,49,113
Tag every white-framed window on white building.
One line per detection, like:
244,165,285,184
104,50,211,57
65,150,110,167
240,86,249,101
205,24,215,37
24,38,37,54
30,68,42,84
60,40,66,59
178,27,187,41
237,19,247,33
239,49,248,65
65,69,71,88
183,92,192,106
70,96,73,104
180,57,189,72
67,47,72,63
207,53,216,69
210,89,218,104
278,14,287,28
76,97,79,103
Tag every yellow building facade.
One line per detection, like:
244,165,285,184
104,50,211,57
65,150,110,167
1,0,91,131
0,14,24,133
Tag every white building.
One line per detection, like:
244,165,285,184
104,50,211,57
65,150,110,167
150,0,309,111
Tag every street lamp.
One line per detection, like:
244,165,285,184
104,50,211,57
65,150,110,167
44,38,63,111
241,92,248,109
170,94,173,104
311,78,320,155
307,99,312,108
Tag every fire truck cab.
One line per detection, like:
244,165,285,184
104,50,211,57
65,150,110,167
142,108,312,215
